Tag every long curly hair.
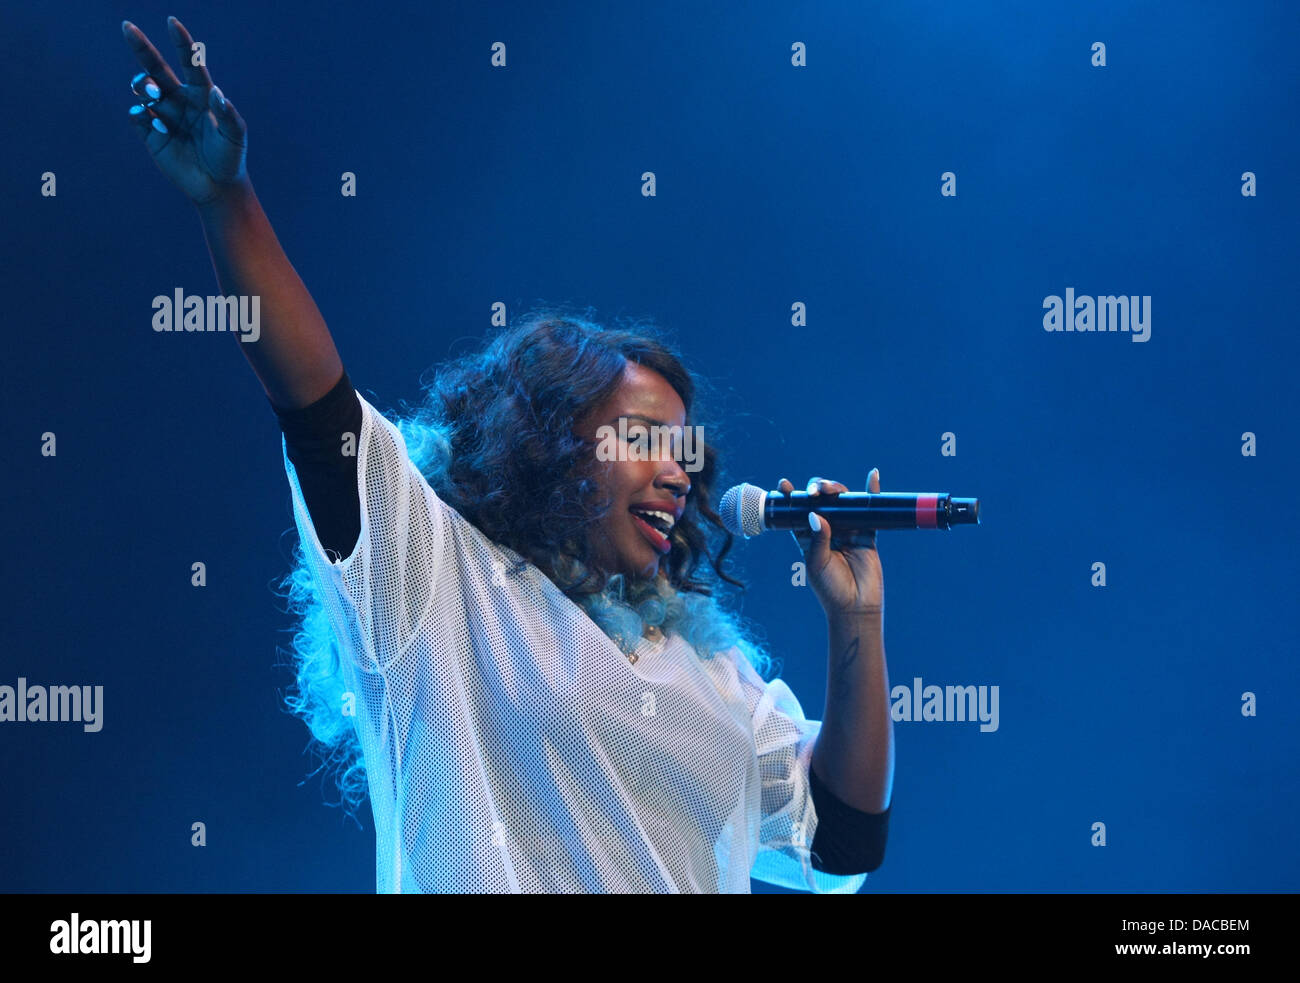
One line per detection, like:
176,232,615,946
277,308,776,815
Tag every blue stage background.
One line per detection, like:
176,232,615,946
2,0,1297,893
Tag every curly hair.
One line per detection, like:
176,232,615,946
277,307,776,816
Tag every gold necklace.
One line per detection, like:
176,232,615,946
620,623,662,664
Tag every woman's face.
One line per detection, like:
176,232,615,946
575,362,692,581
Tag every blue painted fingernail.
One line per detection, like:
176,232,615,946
151,117,168,133
129,104,144,115
144,82,161,100
809,512,821,533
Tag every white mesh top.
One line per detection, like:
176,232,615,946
281,391,869,893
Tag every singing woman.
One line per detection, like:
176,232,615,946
121,15,893,893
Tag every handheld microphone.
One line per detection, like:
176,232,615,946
719,482,980,538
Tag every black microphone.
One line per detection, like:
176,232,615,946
719,482,980,538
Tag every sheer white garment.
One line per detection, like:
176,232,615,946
281,391,868,894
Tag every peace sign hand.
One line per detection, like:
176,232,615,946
780,469,884,619
122,16,248,206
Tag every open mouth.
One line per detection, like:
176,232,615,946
629,507,674,554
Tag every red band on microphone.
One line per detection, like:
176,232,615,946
916,494,939,528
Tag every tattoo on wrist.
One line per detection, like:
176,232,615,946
834,636,860,697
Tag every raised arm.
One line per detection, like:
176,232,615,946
122,16,342,410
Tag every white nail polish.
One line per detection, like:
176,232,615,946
151,117,167,134
144,82,161,100
809,512,821,533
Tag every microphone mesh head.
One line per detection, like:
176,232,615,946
719,483,767,538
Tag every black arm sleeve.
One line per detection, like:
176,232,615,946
807,761,890,875
269,369,363,562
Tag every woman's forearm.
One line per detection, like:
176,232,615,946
197,179,343,410
810,610,894,814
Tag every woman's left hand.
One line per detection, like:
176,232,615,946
780,469,884,619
